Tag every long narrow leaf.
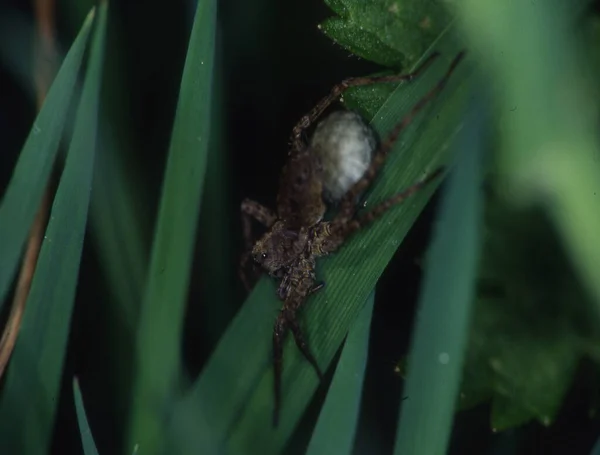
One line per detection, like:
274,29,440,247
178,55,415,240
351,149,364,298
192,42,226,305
393,93,484,455
591,435,600,455
73,378,100,455
0,3,107,452
0,7,94,309
126,0,216,452
306,291,375,455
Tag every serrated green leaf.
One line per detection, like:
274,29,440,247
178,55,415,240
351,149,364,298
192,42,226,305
321,0,453,68
0,4,107,452
305,291,375,455
320,17,404,68
172,37,473,454
125,0,216,452
73,378,100,455
0,7,93,310
340,21,457,123
341,70,398,120
393,93,484,455
324,0,350,17
459,197,590,430
490,396,534,433
489,328,578,429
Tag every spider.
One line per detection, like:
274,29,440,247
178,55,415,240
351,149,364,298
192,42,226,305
240,51,465,426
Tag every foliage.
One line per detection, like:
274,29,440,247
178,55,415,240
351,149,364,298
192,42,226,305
0,5,105,452
321,0,452,68
1,0,599,454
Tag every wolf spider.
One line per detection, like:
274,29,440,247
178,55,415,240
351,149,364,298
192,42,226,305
240,51,465,426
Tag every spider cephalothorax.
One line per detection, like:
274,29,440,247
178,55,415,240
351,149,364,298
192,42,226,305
240,51,465,426
251,222,309,275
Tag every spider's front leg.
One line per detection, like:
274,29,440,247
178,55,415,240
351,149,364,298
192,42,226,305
288,52,441,153
240,199,277,291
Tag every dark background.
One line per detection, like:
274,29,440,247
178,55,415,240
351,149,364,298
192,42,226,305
1,0,600,453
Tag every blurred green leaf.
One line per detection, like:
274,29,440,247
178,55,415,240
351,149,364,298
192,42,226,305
73,378,100,455
87,10,154,440
490,397,535,433
126,0,216,452
459,194,593,429
90,5,152,327
194,44,238,345
591,432,600,455
173,36,472,454
321,0,452,68
305,291,375,455
393,94,483,455
0,4,107,452
456,0,600,315
90,120,149,326
0,7,93,310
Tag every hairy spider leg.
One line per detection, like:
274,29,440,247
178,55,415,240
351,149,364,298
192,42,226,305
272,255,324,427
323,167,445,253
273,306,324,426
334,51,466,225
239,198,278,290
308,282,325,295
288,52,441,153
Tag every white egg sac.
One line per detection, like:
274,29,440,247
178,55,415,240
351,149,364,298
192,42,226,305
310,110,377,202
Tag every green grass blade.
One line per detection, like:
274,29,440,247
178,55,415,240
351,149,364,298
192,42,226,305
393,95,484,455
591,435,600,455
174,34,473,454
194,44,237,344
73,378,100,455
0,3,107,452
305,291,375,455
90,127,149,326
125,0,216,452
0,7,94,309
90,12,153,327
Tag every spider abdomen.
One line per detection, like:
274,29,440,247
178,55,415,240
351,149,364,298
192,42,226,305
310,110,376,202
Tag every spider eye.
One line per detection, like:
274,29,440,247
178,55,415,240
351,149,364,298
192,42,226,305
261,252,268,260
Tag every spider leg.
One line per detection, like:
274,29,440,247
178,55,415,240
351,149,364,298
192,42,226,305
334,52,465,225
272,307,323,427
323,168,445,253
289,52,441,153
241,198,277,248
272,312,287,427
272,258,321,426
278,278,324,300
308,282,325,296
288,314,323,380
240,199,277,290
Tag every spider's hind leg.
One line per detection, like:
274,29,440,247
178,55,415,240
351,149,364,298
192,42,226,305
322,167,445,254
272,308,323,426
